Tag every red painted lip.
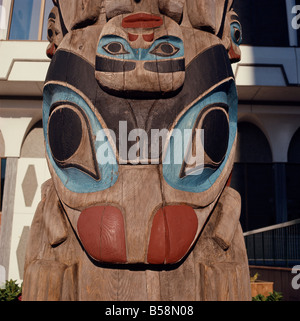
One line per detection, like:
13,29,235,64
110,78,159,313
77,206,127,263
147,205,198,264
122,13,163,29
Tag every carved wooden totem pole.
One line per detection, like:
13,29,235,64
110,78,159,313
23,0,251,301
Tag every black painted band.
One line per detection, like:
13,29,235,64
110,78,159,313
96,56,136,73
45,45,234,157
144,59,185,73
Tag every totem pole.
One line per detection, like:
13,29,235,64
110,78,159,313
23,0,251,301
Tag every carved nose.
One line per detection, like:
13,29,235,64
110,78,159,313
147,205,198,264
77,206,127,263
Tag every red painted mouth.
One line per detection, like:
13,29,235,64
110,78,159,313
77,204,198,265
77,206,127,263
122,13,163,29
147,205,198,264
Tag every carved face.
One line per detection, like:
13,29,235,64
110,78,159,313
43,0,242,265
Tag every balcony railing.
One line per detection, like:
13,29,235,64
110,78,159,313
244,219,300,268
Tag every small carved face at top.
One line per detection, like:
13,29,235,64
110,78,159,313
95,11,185,93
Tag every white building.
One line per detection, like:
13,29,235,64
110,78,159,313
0,0,52,283
0,0,300,283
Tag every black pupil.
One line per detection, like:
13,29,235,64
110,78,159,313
48,29,53,38
108,42,122,53
234,29,241,41
48,108,82,162
161,43,174,54
202,109,229,164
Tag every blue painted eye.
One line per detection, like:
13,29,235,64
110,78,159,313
162,81,238,193
230,22,242,46
97,35,184,61
103,42,130,55
150,42,180,57
43,84,119,194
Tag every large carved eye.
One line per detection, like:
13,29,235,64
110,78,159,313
103,42,129,55
48,107,82,162
180,104,229,178
150,42,179,57
48,103,101,180
231,22,242,46
202,107,229,164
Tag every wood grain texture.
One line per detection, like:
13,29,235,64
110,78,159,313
158,0,185,23
105,0,133,20
212,187,241,250
23,181,251,301
58,0,105,32
43,182,68,247
23,260,67,301
186,0,217,32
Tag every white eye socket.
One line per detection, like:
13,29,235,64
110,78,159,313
150,42,179,57
103,42,129,55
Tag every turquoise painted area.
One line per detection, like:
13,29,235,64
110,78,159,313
43,84,119,194
43,81,237,194
97,35,184,61
162,81,238,193
231,22,242,46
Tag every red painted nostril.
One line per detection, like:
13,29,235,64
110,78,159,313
147,205,198,264
128,33,139,42
143,33,154,42
77,206,127,263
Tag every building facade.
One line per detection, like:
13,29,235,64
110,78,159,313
0,0,300,283
0,0,52,282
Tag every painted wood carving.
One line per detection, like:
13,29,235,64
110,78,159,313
23,0,251,301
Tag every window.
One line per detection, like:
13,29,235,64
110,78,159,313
42,0,53,40
0,1,5,30
8,0,53,40
0,0,9,40
231,122,276,232
286,128,300,221
233,0,290,47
